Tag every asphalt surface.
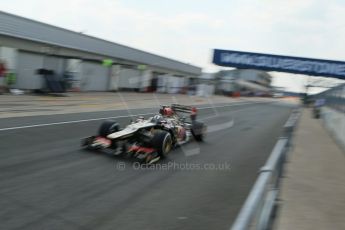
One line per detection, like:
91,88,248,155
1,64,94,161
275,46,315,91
0,101,294,230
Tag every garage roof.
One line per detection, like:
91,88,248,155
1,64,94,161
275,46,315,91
0,11,201,75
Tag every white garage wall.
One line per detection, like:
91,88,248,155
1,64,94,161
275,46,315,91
16,52,44,89
0,46,17,70
81,62,108,91
44,56,65,76
140,69,152,92
118,68,141,89
197,84,215,97
66,59,82,90
109,65,121,91
156,74,169,93
167,76,184,94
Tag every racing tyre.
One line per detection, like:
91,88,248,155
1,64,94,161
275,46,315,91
151,131,172,158
192,121,206,142
99,120,120,137
98,120,120,149
81,136,96,150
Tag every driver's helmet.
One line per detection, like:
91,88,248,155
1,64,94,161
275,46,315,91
151,115,164,124
162,107,174,116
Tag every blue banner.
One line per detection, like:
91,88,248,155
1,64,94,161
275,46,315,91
213,49,345,79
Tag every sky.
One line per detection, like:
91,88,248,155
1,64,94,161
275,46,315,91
1,0,345,93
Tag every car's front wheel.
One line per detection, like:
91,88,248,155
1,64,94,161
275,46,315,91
99,120,120,137
151,131,172,158
98,120,120,149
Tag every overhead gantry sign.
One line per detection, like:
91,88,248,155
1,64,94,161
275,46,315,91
212,49,345,80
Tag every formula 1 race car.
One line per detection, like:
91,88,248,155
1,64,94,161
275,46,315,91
81,104,207,164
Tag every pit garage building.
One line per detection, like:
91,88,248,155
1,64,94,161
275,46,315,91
0,11,201,92
215,69,272,96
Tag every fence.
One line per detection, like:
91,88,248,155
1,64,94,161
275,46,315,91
231,109,301,230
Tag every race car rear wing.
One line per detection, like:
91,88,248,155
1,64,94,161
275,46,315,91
171,104,193,113
171,104,197,120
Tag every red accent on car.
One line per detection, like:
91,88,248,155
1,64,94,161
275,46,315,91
191,107,197,120
128,145,155,153
177,127,186,139
95,137,111,146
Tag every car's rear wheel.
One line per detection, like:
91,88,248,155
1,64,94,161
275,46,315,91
151,131,172,158
191,121,206,142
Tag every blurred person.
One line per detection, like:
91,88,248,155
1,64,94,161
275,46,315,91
0,59,7,94
313,98,325,119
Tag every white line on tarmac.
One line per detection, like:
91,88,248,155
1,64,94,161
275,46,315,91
0,101,269,131
0,112,154,131
207,119,235,133
198,101,267,110
200,104,262,121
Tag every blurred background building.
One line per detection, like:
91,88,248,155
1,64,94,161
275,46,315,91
0,11,201,93
0,11,280,97
215,69,272,96
195,72,216,97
